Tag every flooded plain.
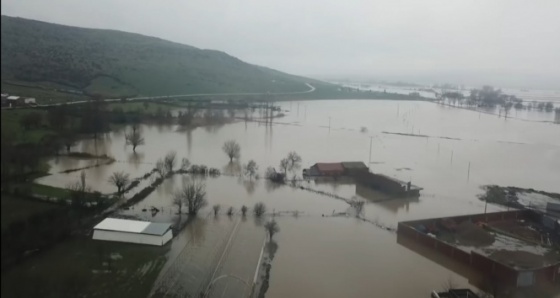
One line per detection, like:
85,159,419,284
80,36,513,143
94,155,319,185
35,99,560,296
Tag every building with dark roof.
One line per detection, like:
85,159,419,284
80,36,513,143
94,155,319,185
305,162,345,176
341,161,369,175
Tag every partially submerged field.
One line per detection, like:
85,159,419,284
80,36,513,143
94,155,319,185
2,99,559,297
1,238,169,298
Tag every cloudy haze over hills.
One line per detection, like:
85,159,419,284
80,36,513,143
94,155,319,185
2,0,559,89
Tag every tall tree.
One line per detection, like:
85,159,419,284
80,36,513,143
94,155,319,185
279,158,289,176
286,151,302,173
243,160,259,180
264,220,280,240
164,151,177,173
174,180,208,215
222,140,241,162
108,171,130,195
254,202,266,217
125,129,145,152
173,196,184,214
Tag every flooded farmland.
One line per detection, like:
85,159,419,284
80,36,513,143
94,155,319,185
30,99,560,297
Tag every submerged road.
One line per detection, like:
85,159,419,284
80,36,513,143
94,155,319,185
2,83,316,110
148,217,266,298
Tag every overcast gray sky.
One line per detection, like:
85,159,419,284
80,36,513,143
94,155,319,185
2,0,559,89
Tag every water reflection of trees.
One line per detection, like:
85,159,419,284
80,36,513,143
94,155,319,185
55,156,80,172
128,152,145,169
185,217,207,245
81,134,112,156
253,216,264,227
264,180,284,193
242,180,257,196
223,161,241,176
157,175,177,197
203,123,224,134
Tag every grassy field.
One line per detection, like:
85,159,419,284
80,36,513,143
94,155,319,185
1,109,55,144
30,183,71,198
1,81,90,104
84,76,138,98
0,195,62,231
1,238,169,298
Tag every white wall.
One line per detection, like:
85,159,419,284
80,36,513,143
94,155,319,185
161,230,173,245
93,230,167,246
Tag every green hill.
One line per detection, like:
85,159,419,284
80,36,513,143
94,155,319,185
1,16,322,99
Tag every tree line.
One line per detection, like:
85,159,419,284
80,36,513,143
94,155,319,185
440,86,556,113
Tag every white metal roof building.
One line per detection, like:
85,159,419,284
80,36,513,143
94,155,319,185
92,218,173,246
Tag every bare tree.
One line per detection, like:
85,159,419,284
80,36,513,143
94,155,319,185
264,220,280,240
108,171,130,195
155,158,168,178
213,204,221,216
223,140,241,162
241,205,248,216
279,158,289,175
164,151,177,173
350,197,365,217
173,196,184,214
286,151,302,172
174,180,208,215
180,158,191,171
243,160,258,180
62,130,76,153
227,207,234,216
125,129,145,152
67,171,91,207
254,202,266,217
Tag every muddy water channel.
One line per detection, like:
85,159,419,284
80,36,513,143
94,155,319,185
35,100,559,296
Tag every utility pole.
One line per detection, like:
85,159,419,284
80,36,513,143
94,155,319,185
467,162,471,182
328,116,331,131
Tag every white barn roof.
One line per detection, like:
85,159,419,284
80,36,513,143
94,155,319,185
94,218,171,236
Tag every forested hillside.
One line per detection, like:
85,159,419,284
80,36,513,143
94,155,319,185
1,16,318,98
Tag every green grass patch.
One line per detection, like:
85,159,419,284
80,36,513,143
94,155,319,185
84,76,138,98
1,109,55,144
1,238,169,298
30,183,71,199
0,195,62,231
1,81,89,104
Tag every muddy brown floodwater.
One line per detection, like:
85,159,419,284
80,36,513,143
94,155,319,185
35,100,560,297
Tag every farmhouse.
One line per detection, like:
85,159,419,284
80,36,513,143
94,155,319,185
305,162,345,176
92,218,173,246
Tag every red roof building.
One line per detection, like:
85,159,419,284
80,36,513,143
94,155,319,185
307,162,345,176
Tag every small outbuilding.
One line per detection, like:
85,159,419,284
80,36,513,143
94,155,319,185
24,97,36,104
93,218,173,246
